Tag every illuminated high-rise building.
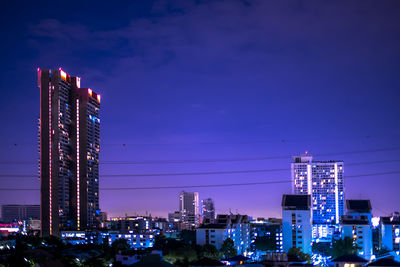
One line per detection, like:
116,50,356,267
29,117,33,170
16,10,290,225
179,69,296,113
38,68,101,237
291,153,344,225
179,191,199,229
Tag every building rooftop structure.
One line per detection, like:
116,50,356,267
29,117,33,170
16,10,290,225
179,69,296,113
381,213,400,225
346,200,372,213
341,215,370,225
198,214,249,229
282,195,311,210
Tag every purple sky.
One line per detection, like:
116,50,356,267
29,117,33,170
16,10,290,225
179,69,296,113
0,0,399,219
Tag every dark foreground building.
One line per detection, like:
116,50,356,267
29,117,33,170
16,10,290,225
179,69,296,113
38,68,101,237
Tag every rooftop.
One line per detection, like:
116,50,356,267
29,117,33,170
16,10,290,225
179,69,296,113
367,257,400,267
381,216,400,225
282,195,311,210
332,254,369,263
346,200,372,213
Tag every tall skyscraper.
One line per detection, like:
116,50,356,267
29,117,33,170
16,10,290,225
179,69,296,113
201,198,215,223
38,68,101,237
179,191,199,229
291,153,344,225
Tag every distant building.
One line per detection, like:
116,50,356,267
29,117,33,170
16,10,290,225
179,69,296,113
201,198,215,223
152,218,169,231
196,214,251,255
38,68,101,237
250,218,283,254
291,154,344,225
103,232,155,248
282,194,312,254
27,219,41,232
380,212,400,254
1,205,40,223
61,230,156,248
168,211,182,230
109,216,152,233
341,200,373,260
179,191,199,229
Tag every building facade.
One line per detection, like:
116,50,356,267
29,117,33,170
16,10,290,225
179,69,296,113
196,214,251,255
282,194,312,254
291,153,344,225
201,198,215,223
341,200,373,260
38,68,101,237
179,191,199,229
1,205,40,223
250,218,283,254
380,212,400,254
109,216,152,234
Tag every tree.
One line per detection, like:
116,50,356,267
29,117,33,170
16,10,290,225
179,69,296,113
200,244,222,260
84,256,109,267
288,247,311,263
179,230,196,245
220,238,237,258
254,236,276,251
312,242,331,256
164,245,197,265
111,238,130,253
331,237,360,258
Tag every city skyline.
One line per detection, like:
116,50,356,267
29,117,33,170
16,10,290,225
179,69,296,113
0,0,400,220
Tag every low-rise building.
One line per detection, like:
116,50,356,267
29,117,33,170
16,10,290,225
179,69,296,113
61,230,156,248
250,218,283,254
341,200,373,260
196,214,251,255
332,254,368,267
109,216,152,233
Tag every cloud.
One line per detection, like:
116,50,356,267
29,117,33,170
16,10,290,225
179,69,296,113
28,0,400,76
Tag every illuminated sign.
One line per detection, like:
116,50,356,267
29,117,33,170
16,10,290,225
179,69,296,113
88,89,92,97
59,68,67,81
97,94,101,102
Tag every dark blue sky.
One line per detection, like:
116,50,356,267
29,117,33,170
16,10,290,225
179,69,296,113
0,0,399,219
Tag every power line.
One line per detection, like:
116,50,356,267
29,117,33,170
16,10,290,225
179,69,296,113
0,170,398,191
2,134,397,147
0,146,399,165
0,159,399,178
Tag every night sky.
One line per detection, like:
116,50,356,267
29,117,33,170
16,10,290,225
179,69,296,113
0,0,399,219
